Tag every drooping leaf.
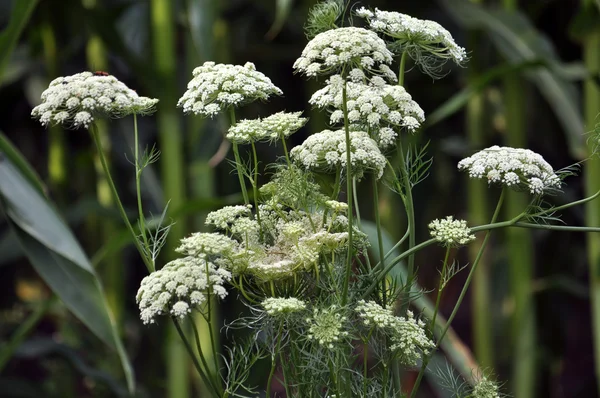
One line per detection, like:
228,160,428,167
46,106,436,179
0,132,46,196
0,0,39,82
0,158,134,394
440,0,586,159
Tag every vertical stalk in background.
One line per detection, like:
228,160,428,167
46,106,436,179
150,0,189,397
503,1,536,396
465,3,494,369
86,35,124,323
583,0,600,393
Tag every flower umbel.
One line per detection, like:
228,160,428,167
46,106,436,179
227,111,307,144
262,297,307,316
293,27,394,77
306,305,349,349
472,375,501,398
457,146,561,195
178,62,283,117
290,129,387,179
428,216,475,247
356,7,466,78
31,71,158,129
136,257,231,325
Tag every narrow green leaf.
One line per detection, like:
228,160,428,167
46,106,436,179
0,132,47,196
441,0,586,159
0,0,39,82
0,159,134,394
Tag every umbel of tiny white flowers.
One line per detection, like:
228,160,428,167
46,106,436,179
177,61,283,118
471,375,501,398
306,305,349,349
355,300,434,366
136,256,231,325
226,111,308,144
262,297,307,316
457,145,561,195
428,216,476,248
293,26,395,78
309,73,425,148
31,71,159,129
290,129,387,179
356,7,467,78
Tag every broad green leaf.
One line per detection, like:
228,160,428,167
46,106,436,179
0,158,134,394
441,0,586,159
0,0,39,82
362,219,480,385
0,132,46,196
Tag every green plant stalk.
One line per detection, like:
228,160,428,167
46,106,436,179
463,14,494,370
372,177,387,306
190,316,222,396
150,1,189,396
89,125,153,272
267,320,285,397
410,188,506,397
341,80,354,306
397,140,416,286
0,297,53,372
430,247,451,333
229,109,250,205
173,318,221,398
250,142,262,229
134,114,151,262
583,0,600,393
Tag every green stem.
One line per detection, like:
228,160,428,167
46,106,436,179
410,188,506,398
250,142,261,231
190,317,223,396
341,80,354,305
397,141,416,290
331,166,342,200
173,318,221,398
398,50,408,87
267,321,285,397
430,247,451,333
372,177,387,306
89,124,153,272
281,136,292,167
229,109,250,205
134,114,151,262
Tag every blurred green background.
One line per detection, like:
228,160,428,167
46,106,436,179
0,0,598,397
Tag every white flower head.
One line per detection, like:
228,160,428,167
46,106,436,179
458,146,561,195
178,62,283,117
356,7,467,78
310,75,425,148
293,27,393,77
472,375,501,398
205,205,253,230
136,257,231,325
262,297,307,316
176,232,238,258
306,306,349,349
31,71,158,129
428,216,475,247
226,111,307,144
290,129,387,179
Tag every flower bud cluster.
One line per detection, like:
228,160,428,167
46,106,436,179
472,375,501,398
31,72,158,129
428,216,475,247
458,146,561,195
262,297,307,316
306,306,349,349
227,111,307,144
178,62,282,117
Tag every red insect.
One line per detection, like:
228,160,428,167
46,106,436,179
93,71,109,76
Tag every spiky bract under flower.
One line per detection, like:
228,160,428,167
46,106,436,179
290,129,387,179
227,111,308,144
457,146,561,195
31,72,158,129
293,27,394,77
356,7,466,78
428,216,475,247
309,73,424,148
136,257,231,325
178,62,283,117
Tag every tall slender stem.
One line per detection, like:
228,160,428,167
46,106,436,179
430,247,451,333
397,141,416,284
134,114,151,262
89,125,153,272
250,142,261,230
341,80,354,305
229,109,249,205
372,177,387,306
398,50,408,87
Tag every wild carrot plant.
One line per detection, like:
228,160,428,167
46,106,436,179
31,1,600,397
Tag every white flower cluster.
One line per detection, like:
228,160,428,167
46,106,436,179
176,232,238,258
472,375,501,398
136,257,231,325
262,297,307,316
226,111,307,144
31,72,158,129
290,129,387,179
458,146,561,195
293,27,394,77
428,216,475,247
205,205,253,230
306,306,349,349
309,74,425,148
356,7,466,66
178,62,283,117
325,200,348,213
355,300,434,366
